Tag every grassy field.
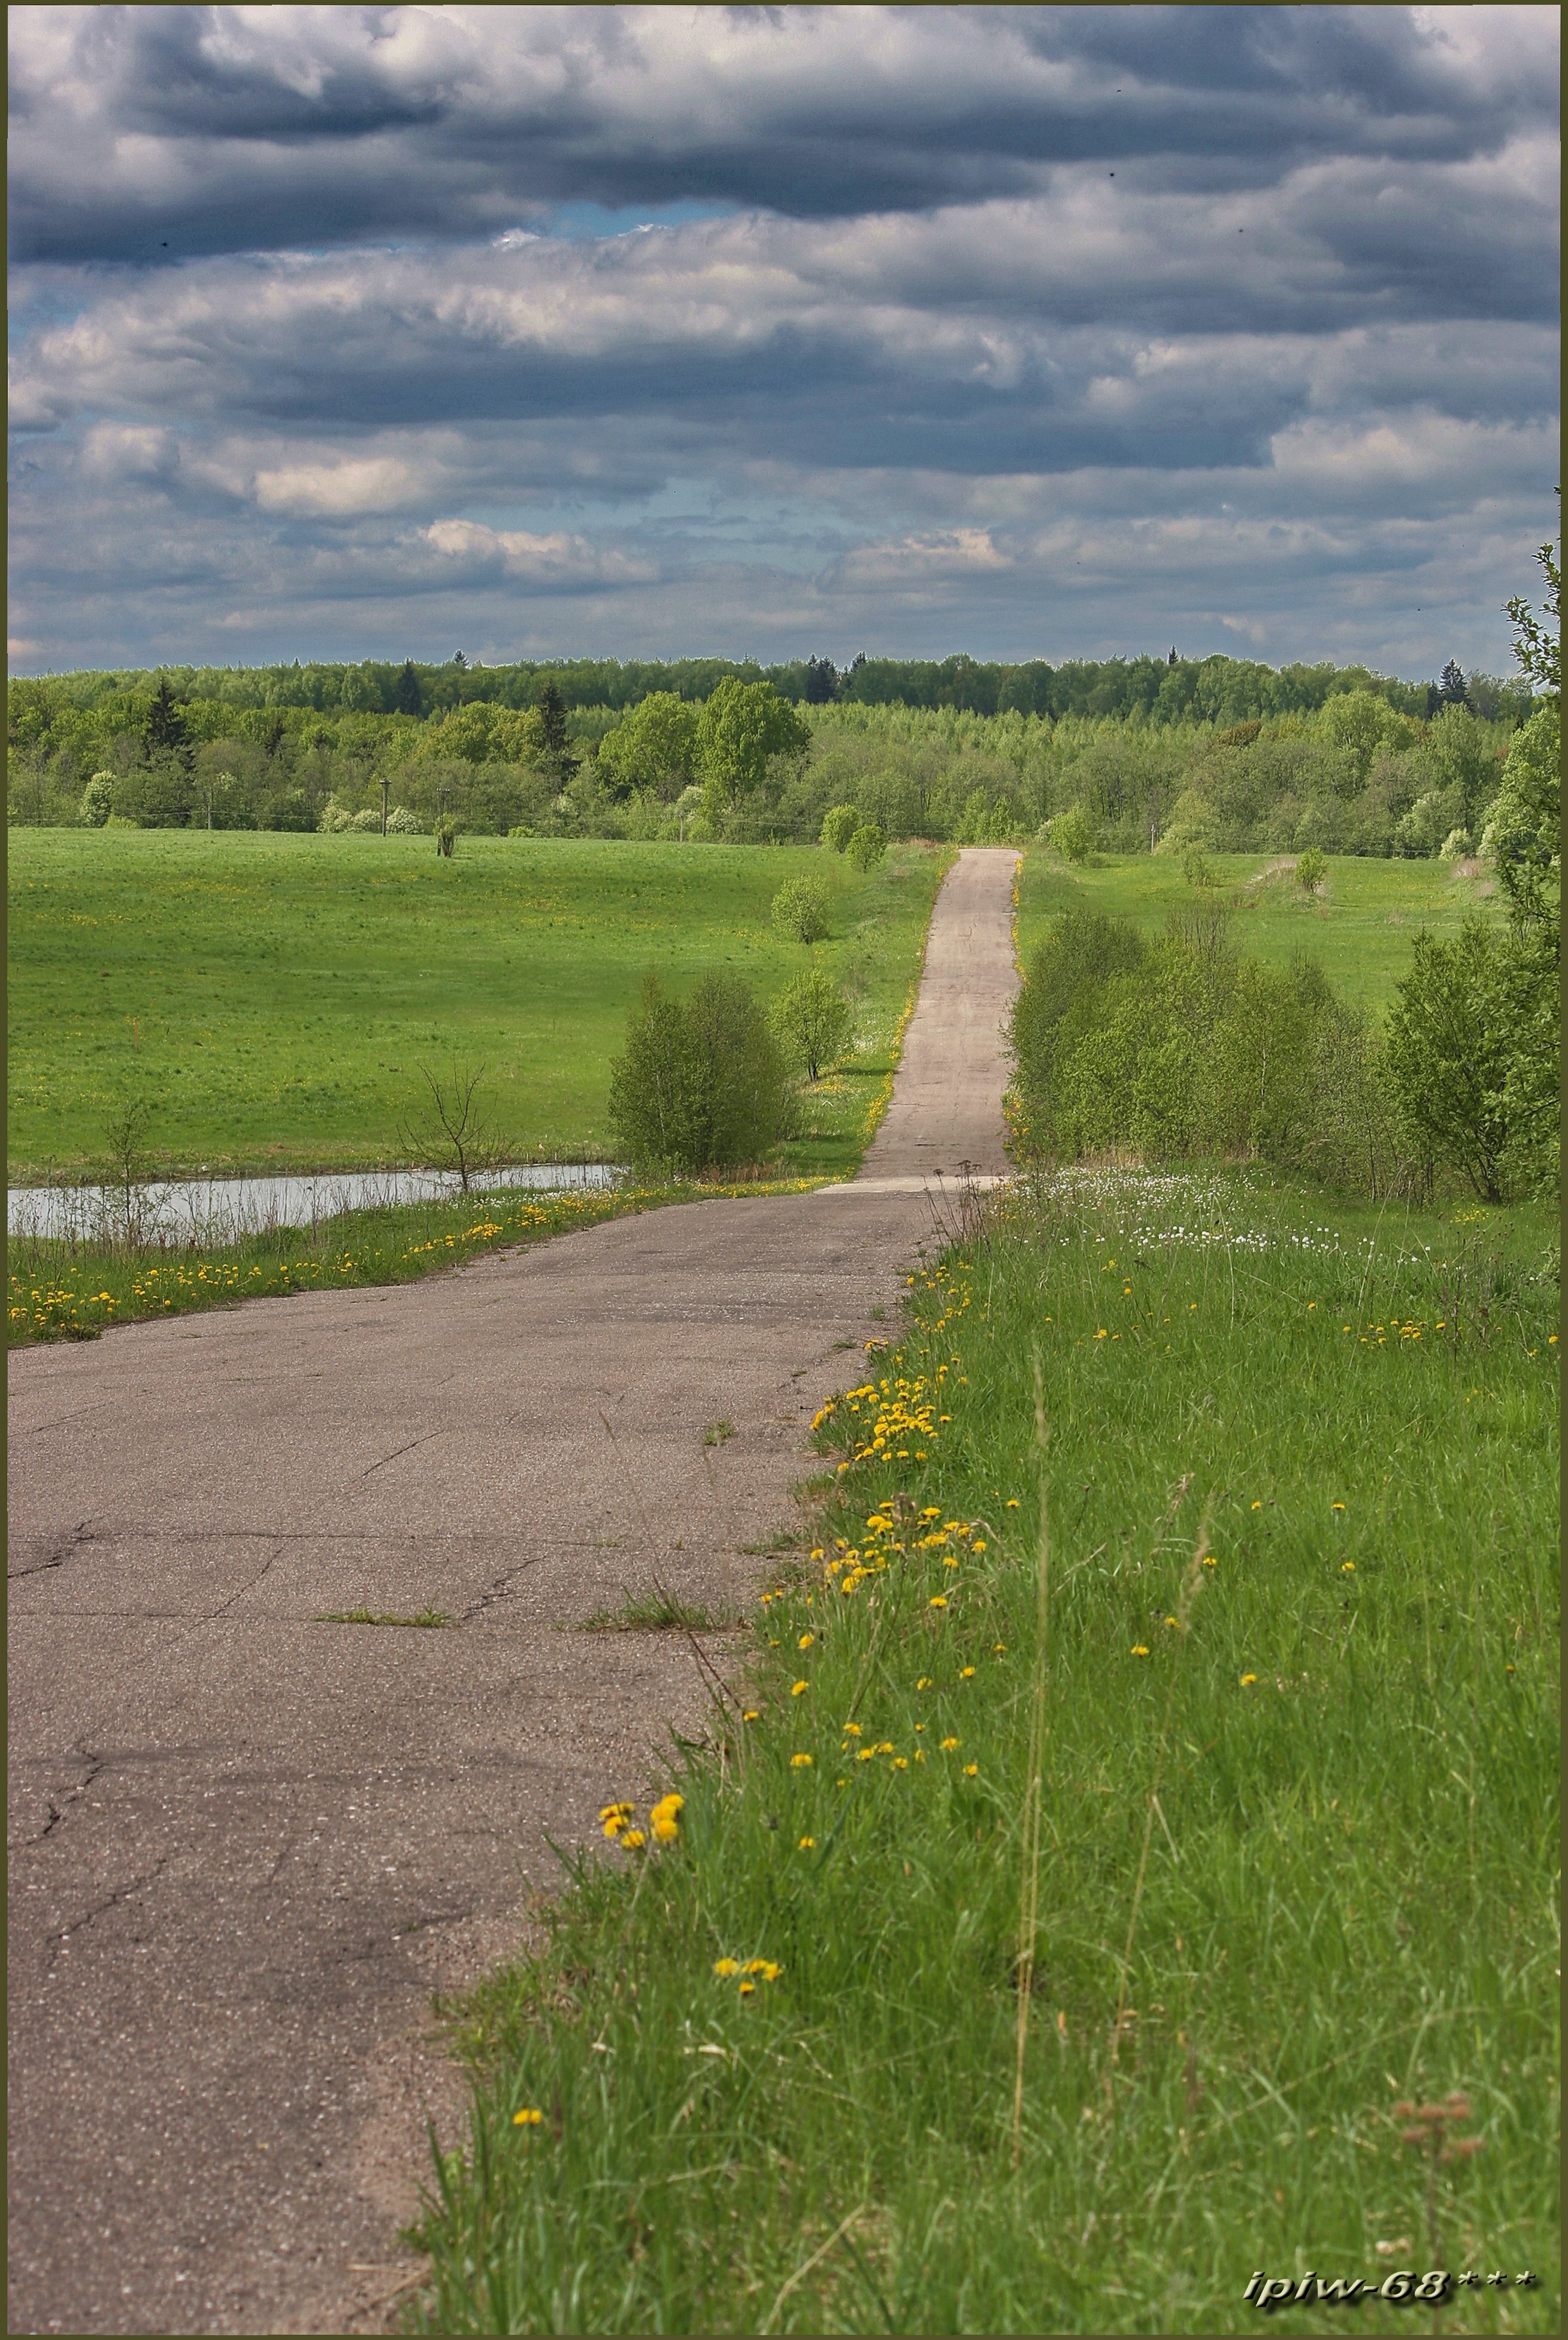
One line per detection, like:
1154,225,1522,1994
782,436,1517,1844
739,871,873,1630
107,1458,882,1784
7,832,947,1184
1016,851,1503,1014
408,1169,1558,2336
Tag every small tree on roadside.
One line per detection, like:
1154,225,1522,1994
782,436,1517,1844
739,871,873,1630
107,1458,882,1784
821,803,858,853
1050,805,1093,863
1384,923,1513,1201
405,1059,501,1193
846,821,886,872
1295,846,1327,894
772,967,853,1082
771,875,832,943
608,972,795,1176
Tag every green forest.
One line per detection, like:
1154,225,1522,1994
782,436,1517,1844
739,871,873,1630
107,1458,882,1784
5,647,1539,862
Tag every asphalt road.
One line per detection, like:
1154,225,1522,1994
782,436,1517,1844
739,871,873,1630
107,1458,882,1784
7,845,1020,2337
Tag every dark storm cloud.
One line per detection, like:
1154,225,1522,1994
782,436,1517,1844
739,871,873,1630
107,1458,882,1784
8,4,1558,262
5,4,1558,675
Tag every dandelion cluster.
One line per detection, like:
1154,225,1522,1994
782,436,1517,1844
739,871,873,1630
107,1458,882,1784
713,1956,782,1995
600,1792,683,1849
816,1505,984,1601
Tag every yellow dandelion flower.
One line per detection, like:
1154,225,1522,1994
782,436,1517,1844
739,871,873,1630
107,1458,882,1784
940,1736,960,1751
916,1676,932,1689
738,1979,756,1997
791,1680,809,1697
620,1828,646,1848
799,1836,815,1851
513,2108,544,2127
963,1763,978,1777
1251,1500,1263,1510
993,1643,1007,1655
1342,1561,1356,1573
797,1633,815,1649
855,1748,876,1762
1331,1501,1346,1512
1131,1644,1150,1657
891,1756,909,1770
1240,1673,1258,1686
713,1958,740,1977
743,1709,760,1722
790,1752,813,1768
928,1595,948,1610
959,1665,975,1679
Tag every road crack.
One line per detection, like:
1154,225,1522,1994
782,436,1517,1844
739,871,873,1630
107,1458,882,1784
44,1855,170,1970
8,1518,96,1581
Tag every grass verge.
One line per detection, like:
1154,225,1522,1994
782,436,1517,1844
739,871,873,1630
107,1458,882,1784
6,1176,825,1348
404,1168,1558,2335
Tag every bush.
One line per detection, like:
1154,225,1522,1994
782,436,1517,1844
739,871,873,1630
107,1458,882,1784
386,805,423,835
771,875,832,944
1010,905,1423,1197
771,968,853,1083
1438,828,1473,863
1048,804,1093,863
1295,846,1327,893
607,972,795,1176
846,822,886,872
1383,921,1515,1202
820,803,858,852
80,772,116,827
1182,846,1213,890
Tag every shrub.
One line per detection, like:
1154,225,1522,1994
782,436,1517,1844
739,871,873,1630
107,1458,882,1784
385,805,423,835
1438,828,1473,863
1384,920,1515,1201
771,968,853,1082
607,972,795,1176
821,803,858,853
845,822,886,872
1295,846,1327,893
318,797,356,833
1010,905,1424,1196
1049,804,1093,863
351,808,383,832
1182,846,1213,890
771,875,832,944
80,771,116,827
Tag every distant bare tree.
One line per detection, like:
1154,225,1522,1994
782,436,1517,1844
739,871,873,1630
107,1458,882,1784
406,1059,501,1193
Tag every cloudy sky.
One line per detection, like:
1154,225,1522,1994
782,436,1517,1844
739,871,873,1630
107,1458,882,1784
7,4,1560,678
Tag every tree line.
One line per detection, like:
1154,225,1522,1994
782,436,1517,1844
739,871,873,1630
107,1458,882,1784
5,658,1536,860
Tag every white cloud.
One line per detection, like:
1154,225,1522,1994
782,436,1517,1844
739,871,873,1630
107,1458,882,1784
422,519,656,585
255,456,429,516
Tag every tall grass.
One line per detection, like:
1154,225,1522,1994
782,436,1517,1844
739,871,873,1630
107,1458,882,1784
405,1168,1558,2334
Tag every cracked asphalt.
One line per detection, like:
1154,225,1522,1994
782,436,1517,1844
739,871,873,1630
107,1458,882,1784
7,847,1019,2336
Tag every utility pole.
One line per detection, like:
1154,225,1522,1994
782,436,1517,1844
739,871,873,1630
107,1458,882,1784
380,775,390,836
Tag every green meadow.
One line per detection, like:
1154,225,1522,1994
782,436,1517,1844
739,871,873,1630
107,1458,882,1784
7,830,947,1184
1016,850,1503,1014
